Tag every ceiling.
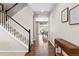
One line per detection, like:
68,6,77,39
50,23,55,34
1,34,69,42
29,3,54,12
28,3,56,16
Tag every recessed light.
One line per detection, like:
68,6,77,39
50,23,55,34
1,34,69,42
41,10,44,12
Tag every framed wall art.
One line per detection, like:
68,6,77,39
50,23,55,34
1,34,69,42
61,7,69,23
69,4,79,25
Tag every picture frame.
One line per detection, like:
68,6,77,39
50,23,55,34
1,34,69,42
69,4,79,25
61,7,69,23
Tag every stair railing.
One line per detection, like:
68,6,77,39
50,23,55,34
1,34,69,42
0,9,31,52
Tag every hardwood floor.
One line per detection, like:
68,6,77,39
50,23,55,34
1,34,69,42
25,35,55,56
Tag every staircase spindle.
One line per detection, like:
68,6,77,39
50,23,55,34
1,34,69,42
0,11,2,25
9,20,11,33
8,17,10,32
3,12,5,28
2,12,3,26
4,11,6,28
0,12,1,24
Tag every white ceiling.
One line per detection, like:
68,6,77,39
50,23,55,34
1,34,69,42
29,3,55,12
28,3,56,16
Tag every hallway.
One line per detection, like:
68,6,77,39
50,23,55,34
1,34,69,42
25,35,55,56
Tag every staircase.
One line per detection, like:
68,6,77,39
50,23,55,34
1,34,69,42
0,4,31,53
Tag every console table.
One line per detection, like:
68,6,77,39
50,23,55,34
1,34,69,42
54,38,79,56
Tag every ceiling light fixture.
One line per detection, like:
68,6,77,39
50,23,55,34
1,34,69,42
41,10,44,12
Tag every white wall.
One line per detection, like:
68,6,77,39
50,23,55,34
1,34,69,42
49,3,79,46
12,5,33,44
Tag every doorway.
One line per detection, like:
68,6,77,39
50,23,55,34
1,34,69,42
36,22,48,42
33,16,48,42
